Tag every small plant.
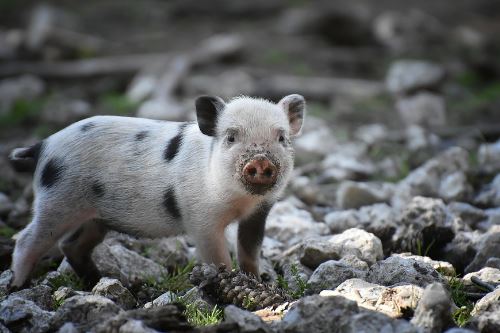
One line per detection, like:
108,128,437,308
448,274,474,327
277,263,309,299
142,261,195,298
48,272,85,291
0,226,16,238
99,93,138,116
182,301,223,326
415,238,436,257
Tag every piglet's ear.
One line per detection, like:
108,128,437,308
195,95,225,136
279,94,306,137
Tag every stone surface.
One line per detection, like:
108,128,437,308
93,241,167,287
336,181,393,209
475,174,500,208
265,200,329,246
0,193,13,216
0,270,13,298
405,125,441,151
367,255,445,287
50,295,122,332
300,228,383,269
392,147,469,210
322,278,423,318
465,231,500,274
463,267,500,289
396,92,446,128
470,287,500,333
224,305,272,333
92,277,136,310
307,260,366,294
8,285,54,311
448,202,487,229
438,171,471,202
386,60,445,95
410,283,453,333
143,291,176,308
343,310,420,333
440,231,480,274
0,296,53,333
478,139,500,173
393,253,455,276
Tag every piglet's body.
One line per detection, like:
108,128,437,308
9,95,306,288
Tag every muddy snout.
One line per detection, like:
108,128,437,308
242,155,278,186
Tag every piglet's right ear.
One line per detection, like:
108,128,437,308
195,95,225,136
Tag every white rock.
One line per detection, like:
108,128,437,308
392,253,455,276
478,139,500,173
92,277,136,310
396,92,446,127
336,181,394,209
470,287,500,332
307,260,367,293
144,291,176,308
463,267,500,288
406,125,441,151
354,123,388,144
386,60,445,95
438,171,471,202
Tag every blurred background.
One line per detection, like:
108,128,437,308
1,0,500,250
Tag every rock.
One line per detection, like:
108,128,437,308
342,310,420,333
367,255,445,287
486,257,500,269
92,241,167,287
396,93,446,128
405,125,441,151
336,181,394,209
325,203,397,252
448,202,487,229
323,278,423,318
224,305,272,333
0,193,13,216
410,283,453,333
265,199,329,246
6,196,31,229
0,270,13,298
92,277,136,310
139,237,190,269
280,261,312,296
485,208,500,229
294,118,338,156
0,75,45,115
280,295,359,333
0,296,53,333
478,139,500,173
386,60,446,95
475,174,500,208
392,147,470,210
465,231,500,274
8,285,53,311
440,231,480,274
186,70,255,99
374,10,444,53
307,260,366,294
50,295,122,332
300,228,383,269
438,171,471,202
470,287,500,333
354,123,388,145
392,196,456,255
443,329,477,333
116,319,159,333
53,287,81,306
321,150,377,181
143,291,176,308
392,253,455,276
0,29,23,61
463,267,500,288
57,322,78,333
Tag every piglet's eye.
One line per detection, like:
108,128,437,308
227,135,235,143
279,135,285,142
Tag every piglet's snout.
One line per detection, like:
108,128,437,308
243,156,277,185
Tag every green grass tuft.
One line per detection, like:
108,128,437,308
448,274,474,327
277,263,309,299
0,226,17,238
142,261,195,298
181,301,223,327
47,272,85,291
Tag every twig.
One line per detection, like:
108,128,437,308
470,276,496,292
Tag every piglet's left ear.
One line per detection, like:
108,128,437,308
278,94,306,136
196,95,225,136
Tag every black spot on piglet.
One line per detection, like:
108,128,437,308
81,122,95,132
92,181,105,197
163,187,181,219
164,126,186,161
41,158,65,188
135,130,149,141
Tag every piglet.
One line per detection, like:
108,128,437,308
9,94,306,287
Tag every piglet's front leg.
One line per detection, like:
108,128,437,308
237,202,273,278
193,224,232,270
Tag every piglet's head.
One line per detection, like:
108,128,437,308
196,94,306,197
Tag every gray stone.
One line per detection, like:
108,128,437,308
0,270,13,298
470,287,500,333
386,60,445,95
392,253,455,276
0,193,13,216
53,287,80,306
0,296,53,333
9,285,53,311
392,147,470,210
322,278,423,318
118,319,159,333
475,174,500,208
224,305,272,333
486,257,500,269
280,295,359,333
443,329,477,333
300,228,383,269
465,231,500,274
478,139,500,173
50,295,122,332
396,92,446,127
440,231,481,274
57,322,78,333
354,123,388,145
265,200,329,247
367,255,445,287
92,241,167,287
0,75,45,115
321,150,377,181
143,291,176,309
344,310,420,333
463,268,500,288
410,283,453,333
448,202,487,229
92,277,136,310
307,260,366,294
336,181,393,209
40,96,91,126
438,171,471,202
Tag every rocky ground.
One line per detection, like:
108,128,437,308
1,1,500,332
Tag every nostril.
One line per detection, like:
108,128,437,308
263,168,273,178
248,167,257,177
